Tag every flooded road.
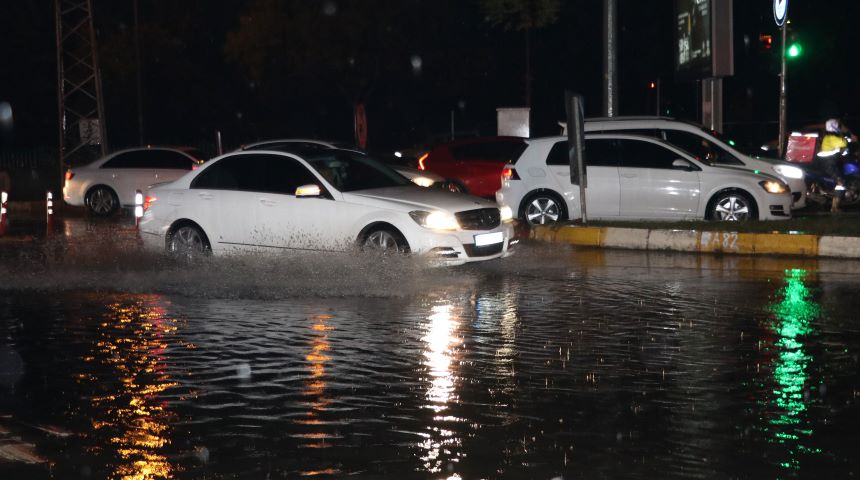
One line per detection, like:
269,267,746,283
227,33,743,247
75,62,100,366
1,219,859,479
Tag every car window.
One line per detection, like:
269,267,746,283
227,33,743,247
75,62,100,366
102,150,194,169
449,140,527,163
102,151,153,169
306,151,411,192
663,130,744,166
191,154,319,194
546,139,619,167
616,139,681,169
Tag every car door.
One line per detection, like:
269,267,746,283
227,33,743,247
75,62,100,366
544,139,621,218
616,138,701,219
188,154,261,250
100,151,155,205
148,150,197,185
252,153,347,251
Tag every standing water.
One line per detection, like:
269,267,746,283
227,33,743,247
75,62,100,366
1,223,859,478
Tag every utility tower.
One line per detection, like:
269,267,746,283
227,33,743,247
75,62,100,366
54,0,108,176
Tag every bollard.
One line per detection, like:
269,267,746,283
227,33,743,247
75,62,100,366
134,190,144,228
0,191,7,237
46,191,54,237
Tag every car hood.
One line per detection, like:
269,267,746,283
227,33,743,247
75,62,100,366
706,164,783,182
345,186,496,212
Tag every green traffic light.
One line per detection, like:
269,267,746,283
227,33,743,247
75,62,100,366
787,43,802,58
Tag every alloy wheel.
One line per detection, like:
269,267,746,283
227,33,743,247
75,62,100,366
87,188,117,216
713,195,751,221
526,197,560,225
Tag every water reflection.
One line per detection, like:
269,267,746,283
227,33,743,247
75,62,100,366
764,268,822,473
297,314,333,443
80,295,178,479
419,304,464,475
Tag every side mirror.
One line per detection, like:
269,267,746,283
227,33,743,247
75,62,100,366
672,159,697,171
295,184,323,198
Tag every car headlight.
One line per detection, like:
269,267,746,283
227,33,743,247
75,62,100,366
499,205,513,222
760,180,789,194
773,164,804,180
411,176,435,188
409,210,460,230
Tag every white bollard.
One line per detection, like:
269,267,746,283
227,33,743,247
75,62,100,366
46,191,54,236
0,191,7,236
134,190,144,227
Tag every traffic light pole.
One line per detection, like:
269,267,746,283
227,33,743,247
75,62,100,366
778,24,788,158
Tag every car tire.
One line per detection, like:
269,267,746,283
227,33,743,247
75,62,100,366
521,191,566,225
167,223,211,260
361,226,410,254
85,186,119,216
709,190,758,221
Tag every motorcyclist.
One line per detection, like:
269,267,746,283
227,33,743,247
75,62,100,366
817,119,855,211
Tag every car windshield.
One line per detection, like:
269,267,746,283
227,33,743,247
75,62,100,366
306,151,412,192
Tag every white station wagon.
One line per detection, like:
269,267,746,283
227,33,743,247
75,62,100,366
139,149,516,265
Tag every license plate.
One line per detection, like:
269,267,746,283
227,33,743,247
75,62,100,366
474,231,504,247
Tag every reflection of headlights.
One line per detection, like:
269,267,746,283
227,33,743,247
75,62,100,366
409,210,460,230
760,180,788,194
411,176,435,188
499,205,513,222
773,164,804,179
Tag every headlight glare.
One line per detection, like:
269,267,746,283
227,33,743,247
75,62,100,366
760,180,788,194
411,176,435,188
499,205,513,222
409,210,460,230
773,164,804,179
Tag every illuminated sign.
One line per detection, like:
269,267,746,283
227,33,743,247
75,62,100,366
675,0,734,79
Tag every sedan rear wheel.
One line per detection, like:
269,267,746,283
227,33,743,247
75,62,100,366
86,186,118,216
168,224,210,260
524,194,563,225
363,228,409,254
711,191,756,221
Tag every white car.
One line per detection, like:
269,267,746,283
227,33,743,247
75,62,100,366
581,117,807,209
139,149,516,266
496,134,793,224
64,147,202,215
239,138,445,188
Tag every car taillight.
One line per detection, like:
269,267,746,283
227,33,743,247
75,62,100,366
418,153,429,171
65,170,74,181
502,165,520,180
143,195,156,211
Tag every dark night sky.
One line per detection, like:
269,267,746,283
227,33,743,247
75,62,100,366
2,1,859,154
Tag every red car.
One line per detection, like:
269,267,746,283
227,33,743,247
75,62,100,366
418,137,528,197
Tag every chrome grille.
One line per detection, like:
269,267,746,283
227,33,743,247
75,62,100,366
455,208,501,230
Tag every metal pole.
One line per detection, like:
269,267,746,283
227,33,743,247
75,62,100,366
54,0,65,192
655,79,661,116
133,0,144,145
87,0,108,155
778,24,788,158
602,0,618,117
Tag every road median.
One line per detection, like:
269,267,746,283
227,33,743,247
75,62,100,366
531,223,860,258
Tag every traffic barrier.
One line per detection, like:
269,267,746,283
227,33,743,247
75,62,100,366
46,191,54,236
134,190,143,228
0,191,7,236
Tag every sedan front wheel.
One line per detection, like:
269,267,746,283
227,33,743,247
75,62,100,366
362,227,409,254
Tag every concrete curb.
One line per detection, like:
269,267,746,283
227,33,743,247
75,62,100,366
532,224,860,259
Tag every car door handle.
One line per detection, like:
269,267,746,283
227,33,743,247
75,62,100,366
621,173,637,178
198,192,214,200
259,199,277,207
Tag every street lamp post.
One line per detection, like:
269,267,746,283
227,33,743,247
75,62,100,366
778,23,788,159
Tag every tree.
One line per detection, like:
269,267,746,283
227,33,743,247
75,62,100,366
480,0,561,107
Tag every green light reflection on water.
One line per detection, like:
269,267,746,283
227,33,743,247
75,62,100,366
765,268,823,474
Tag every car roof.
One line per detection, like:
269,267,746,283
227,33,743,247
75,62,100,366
239,138,356,150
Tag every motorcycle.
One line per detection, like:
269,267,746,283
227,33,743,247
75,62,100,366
805,149,860,208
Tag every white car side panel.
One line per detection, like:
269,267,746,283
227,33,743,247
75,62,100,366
619,167,700,219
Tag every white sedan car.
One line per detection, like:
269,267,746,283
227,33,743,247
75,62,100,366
496,134,793,224
64,147,202,215
139,149,516,265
